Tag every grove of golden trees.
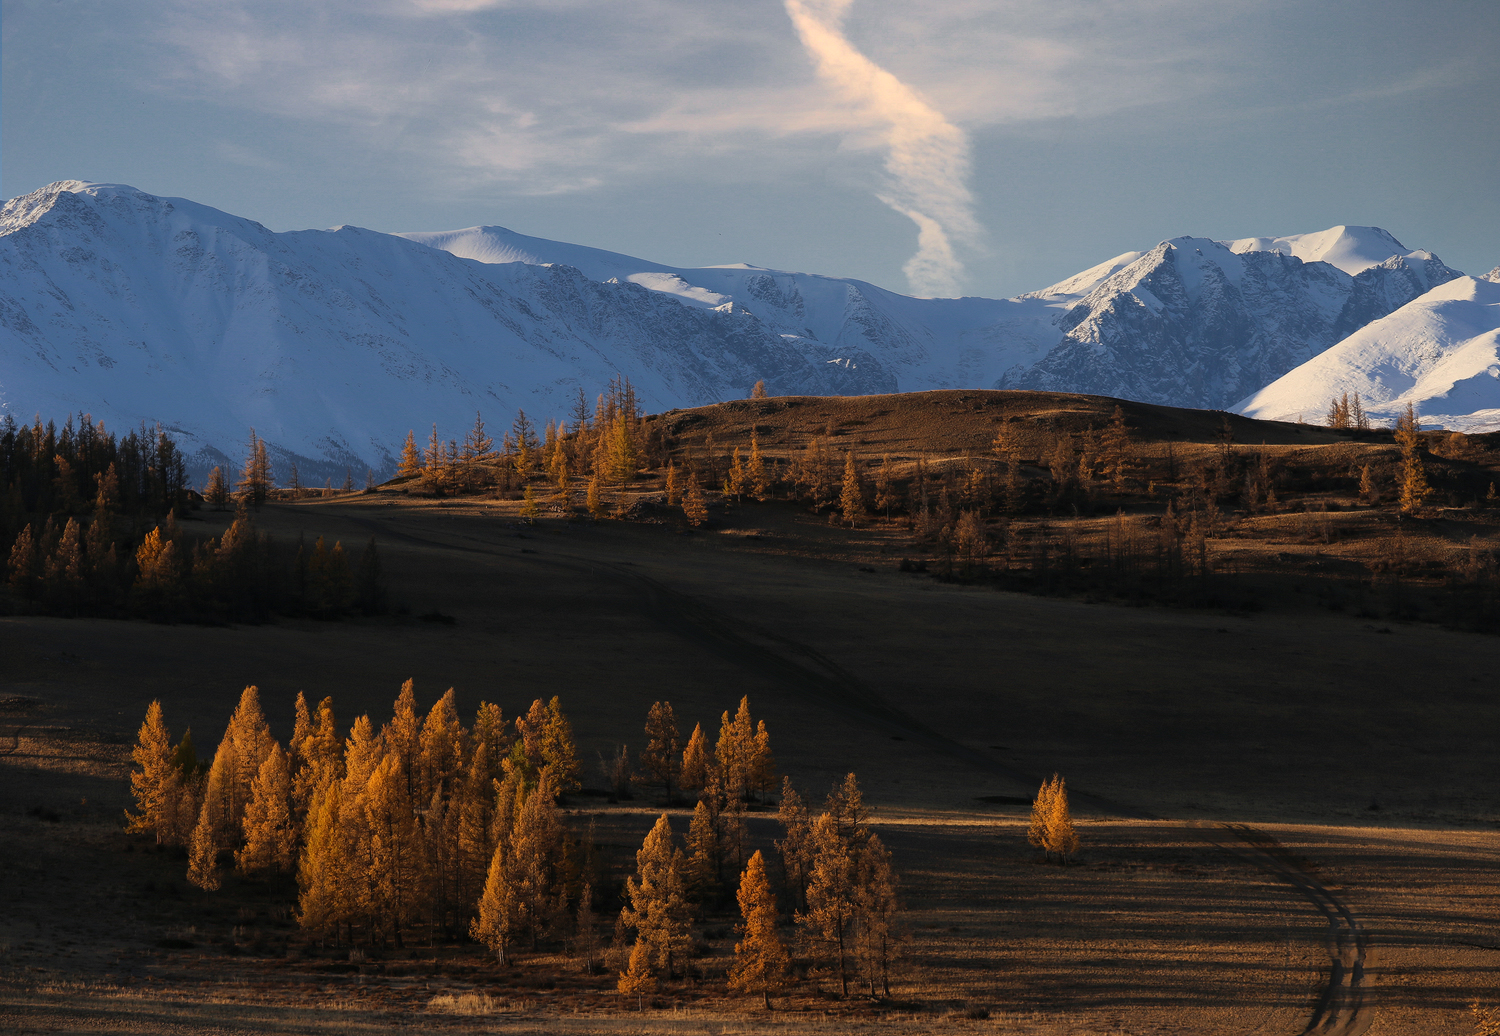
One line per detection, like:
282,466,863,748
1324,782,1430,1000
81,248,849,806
128,687,903,1006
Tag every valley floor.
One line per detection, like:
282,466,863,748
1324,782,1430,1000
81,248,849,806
2,494,1498,1034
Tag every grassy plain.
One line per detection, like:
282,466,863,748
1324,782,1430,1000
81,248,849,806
2,390,1499,1034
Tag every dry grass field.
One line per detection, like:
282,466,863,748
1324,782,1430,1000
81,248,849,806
3,390,1499,1034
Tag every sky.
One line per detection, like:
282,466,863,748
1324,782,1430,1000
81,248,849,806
3,0,1498,299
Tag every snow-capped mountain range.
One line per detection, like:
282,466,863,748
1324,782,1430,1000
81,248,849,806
0,181,1487,481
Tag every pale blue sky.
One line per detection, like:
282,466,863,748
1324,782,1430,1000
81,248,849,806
4,0,1497,298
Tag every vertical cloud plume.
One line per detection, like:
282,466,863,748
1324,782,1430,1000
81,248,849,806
784,0,980,297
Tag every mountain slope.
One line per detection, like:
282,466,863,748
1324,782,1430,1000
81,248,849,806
1237,275,1500,431
406,224,1459,413
0,180,1467,478
995,236,1461,409
398,224,1083,392
0,182,895,479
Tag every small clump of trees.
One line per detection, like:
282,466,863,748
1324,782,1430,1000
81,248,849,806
127,688,904,1008
1027,773,1080,864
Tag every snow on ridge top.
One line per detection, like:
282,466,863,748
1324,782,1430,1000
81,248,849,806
1221,225,1413,276
1024,249,1146,300
397,226,546,267
398,224,676,283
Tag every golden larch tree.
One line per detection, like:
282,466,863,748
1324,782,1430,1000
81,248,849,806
398,431,422,478
1046,775,1081,864
840,451,864,527
748,432,768,500
1101,405,1133,488
1395,403,1431,513
798,811,857,997
664,461,680,506
1027,775,1057,854
236,742,297,875
684,797,721,903
362,752,425,946
453,741,497,915
639,701,682,802
509,773,569,949
126,700,179,845
187,798,223,891
776,778,814,912
298,778,356,945
729,850,790,1008
680,723,711,794
540,696,581,794
727,447,747,500
622,814,692,981
617,937,657,1007
471,770,525,964
682,474,708,527
855,833,900,996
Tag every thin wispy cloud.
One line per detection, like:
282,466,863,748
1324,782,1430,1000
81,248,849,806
784,0,979,297
122,0,1482,282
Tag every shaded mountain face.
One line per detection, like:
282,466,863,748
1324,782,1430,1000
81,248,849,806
996,237,1461,410
0,181,1462,478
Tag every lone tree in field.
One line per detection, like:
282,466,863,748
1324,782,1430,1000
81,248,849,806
729,850,790,1009
752,379,768,399
1028,773,1080,864
639,701,682,802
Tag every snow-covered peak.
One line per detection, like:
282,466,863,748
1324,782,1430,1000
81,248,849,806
1221,225,1416,276
1,180,110,235
1481,266,1500,284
